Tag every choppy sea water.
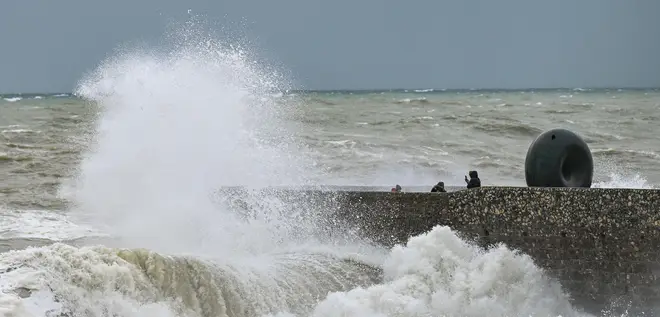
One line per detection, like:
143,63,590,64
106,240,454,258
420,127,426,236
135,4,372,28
2,88,658,207
1,32,659,317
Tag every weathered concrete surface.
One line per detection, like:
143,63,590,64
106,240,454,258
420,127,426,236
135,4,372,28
221,186,660,315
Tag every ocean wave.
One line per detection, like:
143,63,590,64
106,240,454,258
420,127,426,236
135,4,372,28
592,172,654,189
0,209,102,241
308,98,335,106
583,131,627,142
393,97,429,105
266,225,588,317
5,143,41,150
0,225,594,317
0,243,381,317
0,153,33,163
592,148,660,160
1,129,38,135
559,102,595,108
355,120,395,126
542,109,582,114
472,157,509,169
436,100,466,106
472,122,543,137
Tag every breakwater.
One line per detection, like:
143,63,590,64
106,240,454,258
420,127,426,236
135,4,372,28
221,186,660,315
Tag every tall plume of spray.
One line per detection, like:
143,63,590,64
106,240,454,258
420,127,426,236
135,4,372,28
65,17,336,256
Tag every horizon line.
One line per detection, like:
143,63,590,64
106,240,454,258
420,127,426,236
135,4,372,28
1,86,659,95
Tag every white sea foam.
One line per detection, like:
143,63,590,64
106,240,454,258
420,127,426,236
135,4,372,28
0,209,103,241
63,22,324,256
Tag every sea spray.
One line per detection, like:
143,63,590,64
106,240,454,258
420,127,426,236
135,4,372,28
65,22,329,256
265,225,591,317
9,19,386,316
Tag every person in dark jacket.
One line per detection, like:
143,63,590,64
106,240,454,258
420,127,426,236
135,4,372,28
464,170,481,189
431,181,446,193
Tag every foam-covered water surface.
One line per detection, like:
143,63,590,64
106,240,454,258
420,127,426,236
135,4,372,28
265,225,588,317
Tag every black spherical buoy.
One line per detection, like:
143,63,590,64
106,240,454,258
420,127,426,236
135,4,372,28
524,128,593,188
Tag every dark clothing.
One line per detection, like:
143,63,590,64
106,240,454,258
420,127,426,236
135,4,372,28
431,185,446,193
465,170,481,189
466,177,481,189
431,181,446,193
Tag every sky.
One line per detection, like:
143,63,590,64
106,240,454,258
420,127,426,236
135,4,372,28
1,0,659,93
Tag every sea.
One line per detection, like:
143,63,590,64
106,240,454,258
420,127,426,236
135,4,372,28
1,35,659,317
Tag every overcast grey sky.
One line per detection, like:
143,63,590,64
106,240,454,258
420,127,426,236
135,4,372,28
1,0,659,93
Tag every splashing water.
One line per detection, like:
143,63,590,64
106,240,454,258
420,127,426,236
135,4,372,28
65,26,327,255
266,226,590,317
593,173,654,189
592,157,655,189
0,22,631,317
1,225,597,317
2,22,386,317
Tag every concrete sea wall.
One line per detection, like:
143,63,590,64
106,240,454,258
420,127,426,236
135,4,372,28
222,186,660,315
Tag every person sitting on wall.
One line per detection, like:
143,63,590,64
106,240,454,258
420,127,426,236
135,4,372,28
464,170,481,189
431,181,446,192
391,184,402,193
